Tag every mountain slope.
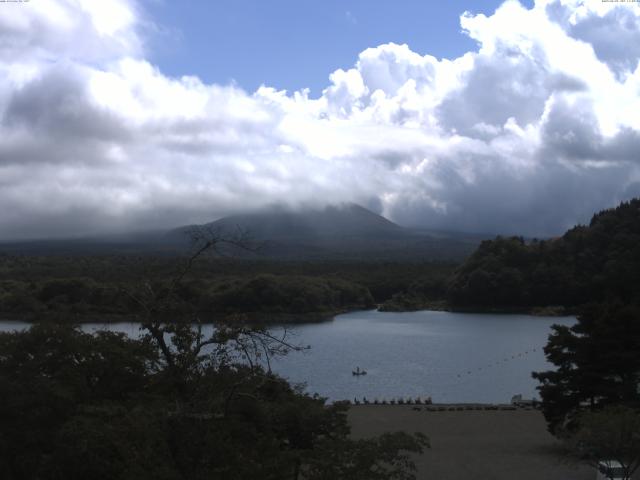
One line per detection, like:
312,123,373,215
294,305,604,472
165,203,478,261
204,203,403,240
0,204,481,261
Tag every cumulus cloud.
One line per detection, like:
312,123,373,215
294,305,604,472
0,0,639,240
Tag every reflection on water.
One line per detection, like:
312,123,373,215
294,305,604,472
0,310,574,403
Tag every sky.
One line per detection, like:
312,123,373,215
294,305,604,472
147,0,533,95
0,0,639,240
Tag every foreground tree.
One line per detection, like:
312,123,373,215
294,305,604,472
0,322,428,479
533,303,640,434
565,406,640,480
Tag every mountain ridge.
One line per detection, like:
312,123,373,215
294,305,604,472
164,203,479,261
0,203,481,261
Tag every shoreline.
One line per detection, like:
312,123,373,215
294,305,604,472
0,309,347,325
345,402,532,410
0,303,576,325
379,302,575,317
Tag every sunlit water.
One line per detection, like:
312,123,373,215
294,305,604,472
0,310,574,404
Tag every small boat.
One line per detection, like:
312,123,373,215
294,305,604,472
352,367,367,376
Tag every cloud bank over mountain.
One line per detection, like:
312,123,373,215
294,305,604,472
1,0,639,239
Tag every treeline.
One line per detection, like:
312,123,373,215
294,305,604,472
0,256,455,320
448,198,640,309
0,275,373,320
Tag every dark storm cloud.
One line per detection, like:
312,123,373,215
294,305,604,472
541,97,640,164
4,67,129,145
387,151,633,237
0,62,135,215
437,47,551,138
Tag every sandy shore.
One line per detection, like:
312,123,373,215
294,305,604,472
348,405,594,480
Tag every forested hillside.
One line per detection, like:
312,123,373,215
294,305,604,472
448,199,640,309
0,256,453,321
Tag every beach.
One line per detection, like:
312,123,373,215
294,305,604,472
349,406,595,480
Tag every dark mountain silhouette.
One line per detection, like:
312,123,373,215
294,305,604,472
212,203,402,238
166,203,400,242
164,203,479,261
0,203,481,260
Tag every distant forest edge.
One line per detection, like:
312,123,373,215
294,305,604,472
446,198,640,312
1,199,639,321
0,257,453,322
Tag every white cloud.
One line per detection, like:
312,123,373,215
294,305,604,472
0,0,639,239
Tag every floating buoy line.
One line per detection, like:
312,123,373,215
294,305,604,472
455,347,540,379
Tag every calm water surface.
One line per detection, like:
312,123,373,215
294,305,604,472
0,310,574,404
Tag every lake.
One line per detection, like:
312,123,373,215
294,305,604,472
0,309,574,404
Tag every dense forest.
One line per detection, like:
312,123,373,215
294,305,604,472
448,199,640,310
0,255,454,321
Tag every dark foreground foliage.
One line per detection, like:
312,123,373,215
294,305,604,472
448,198,640,309
0,323,427,480
564,406,640,479
533,303,640,434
